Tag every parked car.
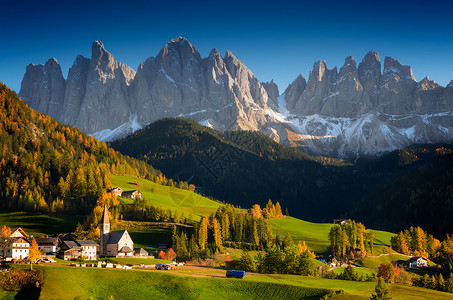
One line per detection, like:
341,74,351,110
226,270,245,279
155,263,171,270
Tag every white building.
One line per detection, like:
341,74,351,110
35,237,59,254
100,205,134,257
76,240,98,261
1,237,30,261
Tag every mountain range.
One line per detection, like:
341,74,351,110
19,37,453,157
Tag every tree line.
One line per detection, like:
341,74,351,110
328,220,375,259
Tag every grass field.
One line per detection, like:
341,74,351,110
269,217,395,255
355,254,411,268
33,265,453,300
109,174,224,219
37,265,329,300
0,211,79,237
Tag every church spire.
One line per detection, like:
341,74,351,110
100,204,110,256
102,204,110,225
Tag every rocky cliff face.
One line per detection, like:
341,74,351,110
19,39,453,157
282,51,453,157
19,58,66,120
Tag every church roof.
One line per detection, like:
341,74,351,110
119,246,133,253
102,204,110,225
107,230,128,244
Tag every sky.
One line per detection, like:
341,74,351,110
1,0,452,93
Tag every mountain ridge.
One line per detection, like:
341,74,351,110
19,38,453,157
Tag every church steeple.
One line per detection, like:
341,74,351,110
100,204,110,256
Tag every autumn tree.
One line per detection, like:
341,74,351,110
377,263,399,283
28,239,41,270
166,248,177,261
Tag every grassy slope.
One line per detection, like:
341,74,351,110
38,265,328,300
270,217,394,255
37,265,453,300
109,174,223,219
355,254,412,269
0,211,79,237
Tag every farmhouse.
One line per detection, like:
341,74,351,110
9,227,27,238
407,256,428,268
59,240,98,261
0,237,30,261
35,237,59,255
100,205,134,257
106,187,123,197
121,190,142,199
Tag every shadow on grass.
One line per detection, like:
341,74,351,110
14,287,40,300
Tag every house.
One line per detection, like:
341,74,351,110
59,241,81,260
121,190,142,199
0,237,30,261
136,248,149,256
332,219,349,225
59,240,98,261
316,255,340,267
106,187,123,197
35,237,59,255
407,256,428,268
9,227,28,238
100,205,134,257
76,240,98,261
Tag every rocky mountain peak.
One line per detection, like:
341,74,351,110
158,36,201,63
358,51,381,101
417,76,440,91
262,80,279,106
311,60,328,81
383,57,415,81
339,56,358,78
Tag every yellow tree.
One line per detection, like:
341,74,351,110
212,218,223,251
28,239,41,270
0,225,11,237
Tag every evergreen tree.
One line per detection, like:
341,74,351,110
370,278,392,300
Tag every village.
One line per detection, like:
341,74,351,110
0,187,183,270
0,192,431,272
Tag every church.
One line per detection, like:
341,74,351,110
100,205,134,257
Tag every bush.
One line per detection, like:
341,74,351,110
0,268,44,290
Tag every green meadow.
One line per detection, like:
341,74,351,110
0,211,79,237
28,265,453,300
269,216,394,255
109,174,223,219
37,265,328,300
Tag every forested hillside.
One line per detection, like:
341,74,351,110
111,118,453,238
0,82,161,214
111,118,355,221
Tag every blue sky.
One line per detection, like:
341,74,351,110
1,0,452,93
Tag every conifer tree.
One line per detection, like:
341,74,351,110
370,278,392,300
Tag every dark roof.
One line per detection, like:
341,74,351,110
76,240,98,247
408,256,428,262
107,187,122,192
119,246,133,253
3,237,29,246
35,237,59,244
102,204,110,225
122,190,141,194
62,240,79,249
107,230,128,244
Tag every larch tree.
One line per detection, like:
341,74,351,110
28,239,41,270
